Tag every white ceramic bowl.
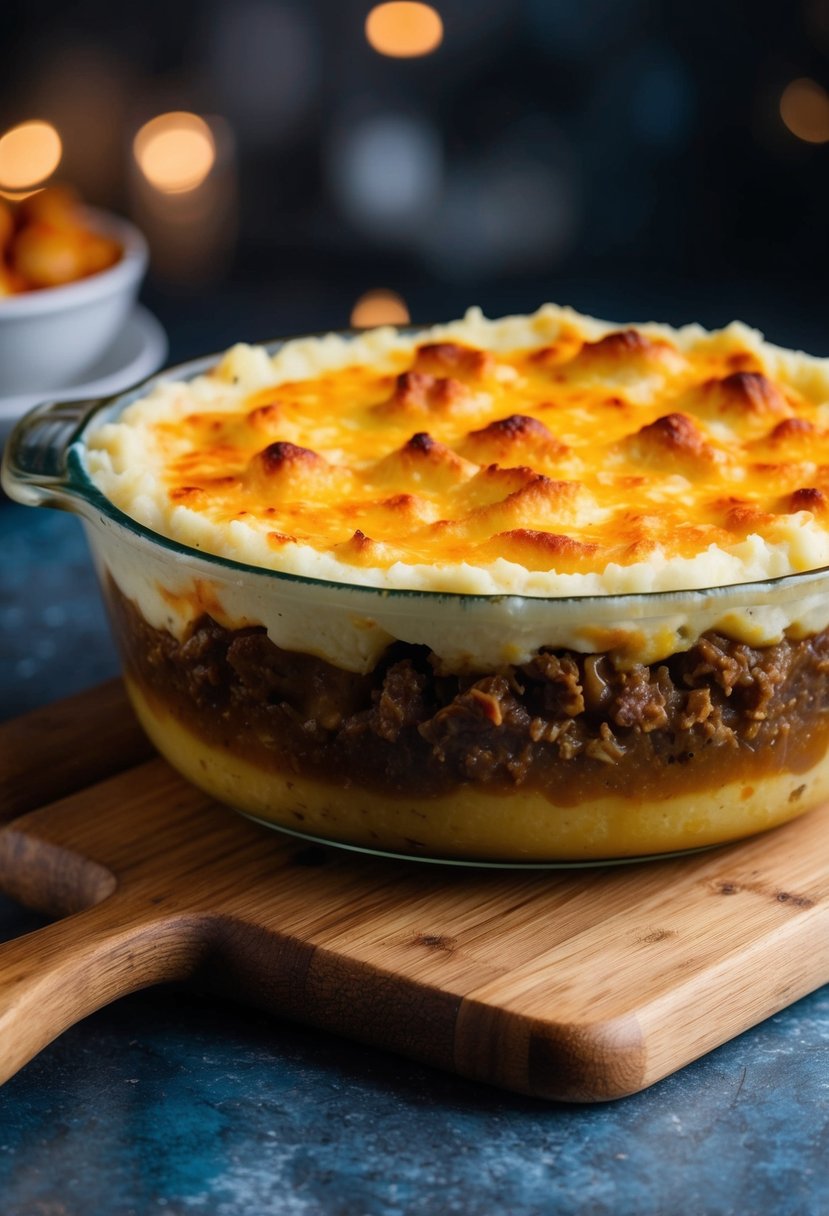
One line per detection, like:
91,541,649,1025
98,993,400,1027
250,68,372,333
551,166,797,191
0,209,148,396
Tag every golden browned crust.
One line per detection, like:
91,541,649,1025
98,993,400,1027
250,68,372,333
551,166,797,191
88,306,829,596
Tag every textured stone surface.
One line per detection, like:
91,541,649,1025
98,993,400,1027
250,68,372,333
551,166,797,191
0,964,827,1216
2,482,829,1216
0,501,119,718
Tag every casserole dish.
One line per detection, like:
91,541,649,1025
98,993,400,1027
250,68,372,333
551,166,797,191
5,306,829,864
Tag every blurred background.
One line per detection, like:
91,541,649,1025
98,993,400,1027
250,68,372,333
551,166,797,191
1,0,828,361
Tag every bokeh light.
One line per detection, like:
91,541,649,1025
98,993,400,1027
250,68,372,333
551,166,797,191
328,112,442,238
779,78,829,144
418,133,575,279
133,112,217,193
365,3,443,58
0,121,62,190
351,289,411,327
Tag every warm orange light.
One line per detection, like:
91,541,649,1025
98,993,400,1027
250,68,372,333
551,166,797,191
133,112,216,193
0,121,62,190
365,3,443,58
350,289,411,327
780,77,829,144
0,188,43,202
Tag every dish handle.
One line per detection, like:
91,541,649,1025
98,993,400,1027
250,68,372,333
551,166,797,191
1,395,103,510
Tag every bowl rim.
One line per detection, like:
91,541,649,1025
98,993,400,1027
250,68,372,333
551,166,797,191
0,206,148,318
51,334,829,610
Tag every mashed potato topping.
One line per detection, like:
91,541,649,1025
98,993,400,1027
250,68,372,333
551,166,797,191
88,304,829,599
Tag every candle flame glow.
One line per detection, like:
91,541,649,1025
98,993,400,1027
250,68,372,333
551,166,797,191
779,78,829,144
351,289,411,327
365,3,443,58
134,112,217,193
0,121,62,190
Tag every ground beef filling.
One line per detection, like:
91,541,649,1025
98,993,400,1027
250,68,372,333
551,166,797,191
111,588,829,804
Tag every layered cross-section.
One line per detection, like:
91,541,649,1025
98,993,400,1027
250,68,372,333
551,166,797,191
82,305,829,860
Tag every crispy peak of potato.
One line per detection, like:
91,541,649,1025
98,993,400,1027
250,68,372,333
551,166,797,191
90,305,829,585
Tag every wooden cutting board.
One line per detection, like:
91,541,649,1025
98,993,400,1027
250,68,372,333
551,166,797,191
1,681,828,1103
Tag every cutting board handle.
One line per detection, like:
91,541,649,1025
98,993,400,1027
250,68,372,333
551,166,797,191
0,899,210,1085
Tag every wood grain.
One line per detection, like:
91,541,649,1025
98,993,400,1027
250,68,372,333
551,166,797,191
0,682,827,1101
0,679,153,822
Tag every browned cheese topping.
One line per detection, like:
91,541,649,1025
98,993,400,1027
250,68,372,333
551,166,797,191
155,329,829,574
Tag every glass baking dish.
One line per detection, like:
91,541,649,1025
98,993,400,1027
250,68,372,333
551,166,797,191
5,342,829,866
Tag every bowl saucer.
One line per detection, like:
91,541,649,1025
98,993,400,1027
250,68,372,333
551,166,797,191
0,305,167,443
